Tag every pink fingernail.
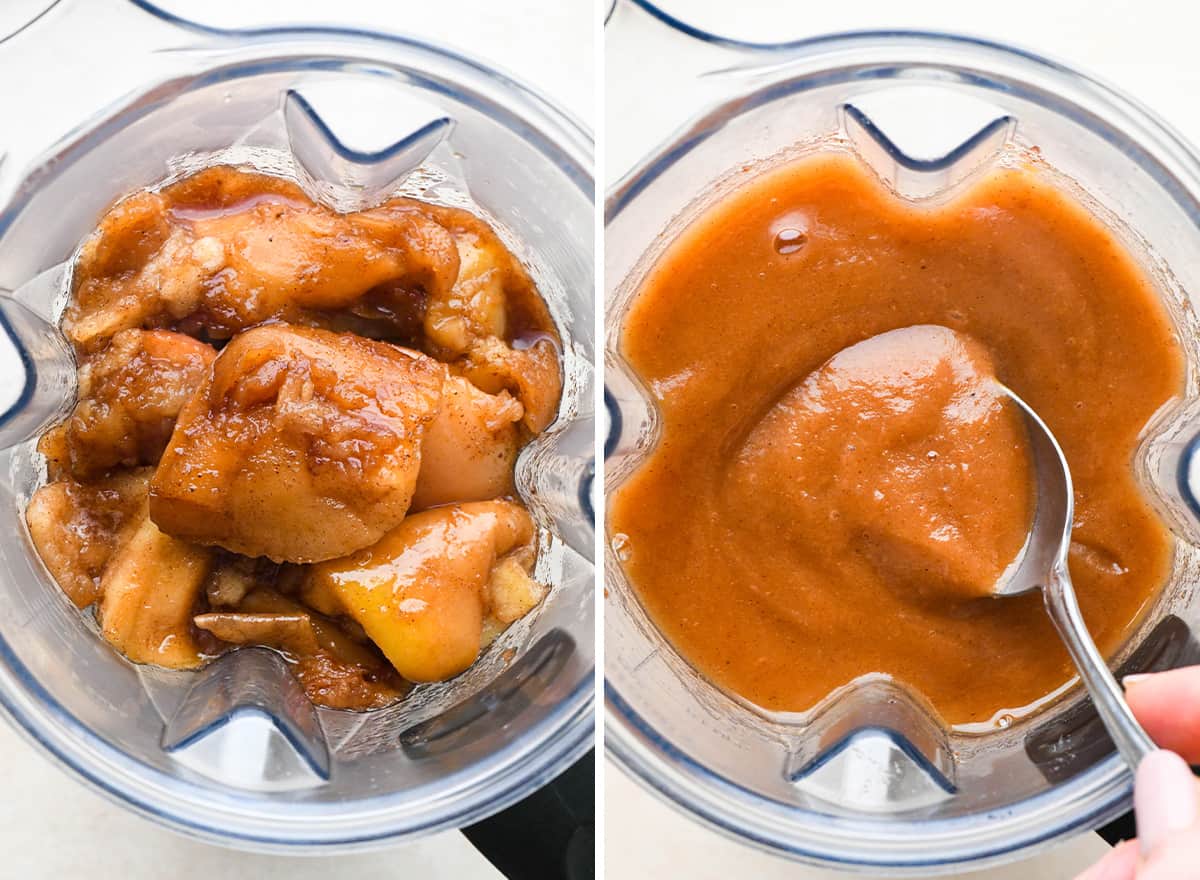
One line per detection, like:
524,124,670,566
1136,750,1198,857
1123,673,1154,687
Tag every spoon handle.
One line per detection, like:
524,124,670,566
1043,562,1156,768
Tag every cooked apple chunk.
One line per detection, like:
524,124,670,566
38,329,215,480
459,335,561,434
65,170,460,351
407,202,562,433
196,588,406,709
149,324,444,563
305,501,543,682
486,550,548,625
412,374,524,510
98,513,212,669
25,469,151,608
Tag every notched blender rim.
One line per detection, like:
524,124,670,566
129,0,595,165
0,5,594,853
603,25,1200,873
607,26,1200,220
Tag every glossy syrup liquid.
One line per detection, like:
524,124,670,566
609,151,1184,728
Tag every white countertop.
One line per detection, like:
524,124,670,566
605,765,1111,879
0,2,590,878
0,717,504,879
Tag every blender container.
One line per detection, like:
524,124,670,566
605,0,1200,873
0,0,594,853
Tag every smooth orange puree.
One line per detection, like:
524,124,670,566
610,151,1183,726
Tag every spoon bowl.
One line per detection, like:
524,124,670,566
995,384,1156,767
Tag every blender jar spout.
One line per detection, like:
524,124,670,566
284,88,454,213
841,103,1015,202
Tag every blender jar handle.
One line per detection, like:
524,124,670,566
604,0,783,184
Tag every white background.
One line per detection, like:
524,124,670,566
0,1,591,878
603,0,1193,878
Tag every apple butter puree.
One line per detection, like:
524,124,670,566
729,324,1035,607
610,151,1183,726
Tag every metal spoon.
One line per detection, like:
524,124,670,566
994,386,1156,768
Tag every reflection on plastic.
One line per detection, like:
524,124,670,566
785,677,956,814
1025,616,1200,784
0,279,75,451
162,647,330,791
283,87,453,213
400,630,575,758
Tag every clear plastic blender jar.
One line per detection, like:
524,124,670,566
0,0,594,852
605,1,1200,872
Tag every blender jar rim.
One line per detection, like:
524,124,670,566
607,28,1200,221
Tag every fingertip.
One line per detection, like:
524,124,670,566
1136,750,1199,857
1139,826,1200,878
1123,667,1200,764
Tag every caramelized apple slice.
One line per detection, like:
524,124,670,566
419,217,510,353
193,612,321,656
199,589,406,710
65,169,460,351
306,501,540,682
458,336,561,434
487,551,548,625
391,200,563,433
412,374,523,509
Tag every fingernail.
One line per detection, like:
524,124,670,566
1136,750,1198,857
1123,673,1154,687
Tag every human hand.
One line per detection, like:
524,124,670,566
1076,666,1200,879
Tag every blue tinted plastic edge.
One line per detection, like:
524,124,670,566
0,0,62,47
625,0,1128,67
284,89,453,165
842,104,1013,172
1176,433,1200,522
605,682,1131,869
786,725,956,795
603,387,621,460
0,306,38,433
579,463,595,526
